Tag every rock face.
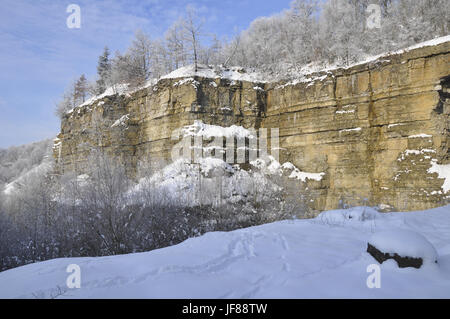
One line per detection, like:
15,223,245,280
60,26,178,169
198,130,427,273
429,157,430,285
54,40,450,213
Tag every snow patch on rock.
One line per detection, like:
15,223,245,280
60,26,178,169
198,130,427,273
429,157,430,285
67,84,129,115
111,114,130,128
180,120,256,139
428,160,450,193
340,127,362,133
161,64,267,83
408,134,432,139
369,229,438,266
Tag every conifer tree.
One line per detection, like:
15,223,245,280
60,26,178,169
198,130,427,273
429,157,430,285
96,46,111,94
74,74,88,105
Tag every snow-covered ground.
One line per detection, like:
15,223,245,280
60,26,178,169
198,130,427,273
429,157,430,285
0,205,449,299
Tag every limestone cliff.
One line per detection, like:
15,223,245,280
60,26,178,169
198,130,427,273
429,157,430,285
54,39,450,212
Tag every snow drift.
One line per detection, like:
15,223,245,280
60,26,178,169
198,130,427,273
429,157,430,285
1,205,449,299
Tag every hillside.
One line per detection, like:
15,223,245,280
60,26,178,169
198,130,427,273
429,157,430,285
1,205,449,299
0,140,52,194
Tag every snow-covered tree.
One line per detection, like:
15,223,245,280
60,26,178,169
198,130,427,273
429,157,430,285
151,39,171,79
55,91,74,119
54,0,450,104
110,51,133,85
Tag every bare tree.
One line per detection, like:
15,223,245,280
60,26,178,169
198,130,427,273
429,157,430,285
166,18,187,69
181,5,204,72
128,29,153,84
223,33,242,67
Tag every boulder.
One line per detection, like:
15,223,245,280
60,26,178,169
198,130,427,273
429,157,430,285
367,229,438,269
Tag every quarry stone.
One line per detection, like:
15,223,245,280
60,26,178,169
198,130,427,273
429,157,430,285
54,41,450,214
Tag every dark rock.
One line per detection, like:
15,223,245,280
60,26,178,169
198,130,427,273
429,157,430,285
367,243,424,269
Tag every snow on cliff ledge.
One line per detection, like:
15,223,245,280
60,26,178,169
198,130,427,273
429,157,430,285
67,35,450,114
1,205,449,299
161,64,268,83
341,35,450,70
65,35,450,115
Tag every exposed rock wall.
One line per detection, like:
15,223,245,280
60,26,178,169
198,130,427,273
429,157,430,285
54,40,450,212
55,77,266,175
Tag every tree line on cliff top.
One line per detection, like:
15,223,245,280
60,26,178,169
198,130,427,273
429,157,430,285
55,0,450,118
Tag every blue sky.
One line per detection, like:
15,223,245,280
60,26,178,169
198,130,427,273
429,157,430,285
0,0,293,148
